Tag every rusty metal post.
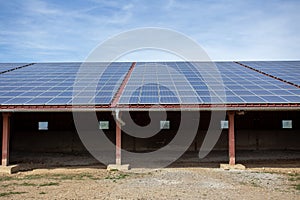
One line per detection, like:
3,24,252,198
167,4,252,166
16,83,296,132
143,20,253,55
228,111,235,165
2,113,11,166
116,114,122,165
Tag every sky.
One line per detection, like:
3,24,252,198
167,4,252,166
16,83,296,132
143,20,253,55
0,0,300,62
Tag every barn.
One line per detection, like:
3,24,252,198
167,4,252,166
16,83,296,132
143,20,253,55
0,61,299,172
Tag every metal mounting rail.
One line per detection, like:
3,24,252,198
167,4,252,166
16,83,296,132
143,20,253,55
110,62,136,107
0,63,35,75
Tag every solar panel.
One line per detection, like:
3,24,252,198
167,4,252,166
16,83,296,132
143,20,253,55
240,61,300,87
214,62,300,104
118,62,300,105
1,61,299,106
0,62,131,105
119,62,207,104
47,97,71,105
0,63,28,73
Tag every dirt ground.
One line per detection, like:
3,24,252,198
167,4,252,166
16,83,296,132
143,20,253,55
0,166,299,200
0,151,299,199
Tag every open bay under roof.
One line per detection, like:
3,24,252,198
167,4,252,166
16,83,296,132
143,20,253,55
0,61,299,111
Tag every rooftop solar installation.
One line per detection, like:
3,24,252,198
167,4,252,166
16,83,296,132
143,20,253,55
0,63,29,73
0,62,131,105
239,61,300,87
118,62,300,105
0,61,299,107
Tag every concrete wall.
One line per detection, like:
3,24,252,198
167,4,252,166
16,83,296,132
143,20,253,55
5,111,300,153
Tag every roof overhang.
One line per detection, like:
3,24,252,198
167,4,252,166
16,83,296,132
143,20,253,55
0,104,299,112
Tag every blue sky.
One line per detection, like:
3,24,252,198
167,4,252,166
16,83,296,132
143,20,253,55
0,0,300,62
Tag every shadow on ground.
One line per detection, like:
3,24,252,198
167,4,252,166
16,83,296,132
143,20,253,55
9,150,300,171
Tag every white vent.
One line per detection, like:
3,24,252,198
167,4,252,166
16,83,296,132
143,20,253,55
160,120,170,129
99,121,109,130
221,120,229,129
38,122,48,130
282,120,292,129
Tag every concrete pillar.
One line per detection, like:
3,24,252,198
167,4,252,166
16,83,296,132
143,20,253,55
228,111,235,165
108,111,129,171
116,119,121,165
2,113,11,166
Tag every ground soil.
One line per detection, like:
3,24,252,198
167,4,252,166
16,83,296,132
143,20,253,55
0,166,299,200
0,151,299,199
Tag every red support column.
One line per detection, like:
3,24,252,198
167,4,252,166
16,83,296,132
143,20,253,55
116,117,122,165
2,113,11,166
228,111,235,165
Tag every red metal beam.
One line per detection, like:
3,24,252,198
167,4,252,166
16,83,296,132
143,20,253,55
0,103,299,111
2,113,11,166
122,103,300,109
116,113,122,165
228,111,235,165
111,62,136,107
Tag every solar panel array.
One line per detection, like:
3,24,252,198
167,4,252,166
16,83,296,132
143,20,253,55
118,62,300,104
119,62,208,104
240,61,300,87
0,63,28,73
215,62,300,103
0,63,131,105
0,61,299,106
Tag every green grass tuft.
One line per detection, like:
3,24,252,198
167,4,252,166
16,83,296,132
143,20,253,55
23,174,44,180
0,191,26,197
19,182,38,186
105,173,129,182
0,176,15,181
39,182,59,187
48,173,97,180
288,173,300,182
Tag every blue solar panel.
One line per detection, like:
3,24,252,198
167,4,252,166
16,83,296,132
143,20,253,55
160,96,180,104
0,62,132,105
56,91,72,97
160,90,176,96
240,96,265,103
180,96,202,103
26,98,52,105
0,98,11,104
47,98,71,105
240,61,300,87
1,61,300,106
140,96,159,104
2,91,25,96
71,97,93,105
260,96,286,103
118,62,300,105
40,91,61,96
281,95,300,102
3,97,32,105
94,97,112,104
19,92,43,96
225,96,244,103
119,62,208,104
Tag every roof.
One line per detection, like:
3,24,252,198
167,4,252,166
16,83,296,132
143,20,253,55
0,61,299,112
